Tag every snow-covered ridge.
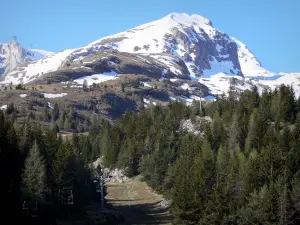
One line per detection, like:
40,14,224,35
29,49,54,60
1,12,298,100
0,41,52,76
231,37,274,77
2,13,270,84
1,49,74,84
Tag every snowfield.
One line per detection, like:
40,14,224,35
1,49,74,84
231,37,274,77
73,71,119,85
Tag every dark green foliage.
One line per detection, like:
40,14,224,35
92,84,300,224
0,112,103,221
1,83,300,224
22,141,46,199
15,83,25,90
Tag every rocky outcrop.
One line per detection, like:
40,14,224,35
0,41,51,76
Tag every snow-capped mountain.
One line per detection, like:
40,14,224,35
70,13,243,78
1,13,298,98
0,40,53,76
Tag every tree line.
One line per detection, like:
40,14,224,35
0,111,102,223
95,84,300,224
1,83,300,224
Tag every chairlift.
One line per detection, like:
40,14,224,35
95,181,101,193
22,201,29,216
31,201,38,218
55,189,63,203
67,190,73,205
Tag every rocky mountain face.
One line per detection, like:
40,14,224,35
69,13,244,78
0,13,298,99
0,41,52,76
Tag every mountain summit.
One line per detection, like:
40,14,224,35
0,13,298,97
0,41,52,76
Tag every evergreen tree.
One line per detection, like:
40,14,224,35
171,135,200,224
22,141,46,199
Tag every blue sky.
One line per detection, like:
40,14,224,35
1,0,299,72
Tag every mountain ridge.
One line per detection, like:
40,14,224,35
0,12,298,98
0,40,53,76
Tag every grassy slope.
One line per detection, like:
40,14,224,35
106,176,173,225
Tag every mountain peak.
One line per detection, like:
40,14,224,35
164,12,212,27
9,40,20,47
0,41,52,76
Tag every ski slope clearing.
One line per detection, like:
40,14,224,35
106,176,172,225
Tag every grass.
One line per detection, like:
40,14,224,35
106,176,173,225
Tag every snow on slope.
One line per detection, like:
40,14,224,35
87,13,214,54
0,49,74,84
29,49,54,60
1,12,298,99
199,73,256,95
231,37,273,77
43,93,67,98
74,13,241,78
73,71,119,85
202,57,240,78
0,105,7,110
252,73,300,97
0,41,52,76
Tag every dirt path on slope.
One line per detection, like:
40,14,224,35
106,177,173,225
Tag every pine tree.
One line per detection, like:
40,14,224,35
83,79,88,91
52,140,73,186
22,141,46,199
171,135,200,224
52,102,59,121
237,185,275,225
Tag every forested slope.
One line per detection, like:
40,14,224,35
1,84,300,224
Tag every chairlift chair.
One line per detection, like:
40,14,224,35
67,190,73,205
31,201,38,218
95,182,101,193
55,189,63,203
22,201,29,216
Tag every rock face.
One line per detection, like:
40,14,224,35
1,12,270,84
0,41,52,76
67,13,244,78
103,168,129,183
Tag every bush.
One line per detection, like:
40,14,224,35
16,84,25,90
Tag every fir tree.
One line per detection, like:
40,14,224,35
22,141,46,199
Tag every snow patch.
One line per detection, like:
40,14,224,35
19,94,27,98
43,93,67,98
0,105,7,110
47,102,53,109
180,83,191,90
141,82,152,88
73,71,118,85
